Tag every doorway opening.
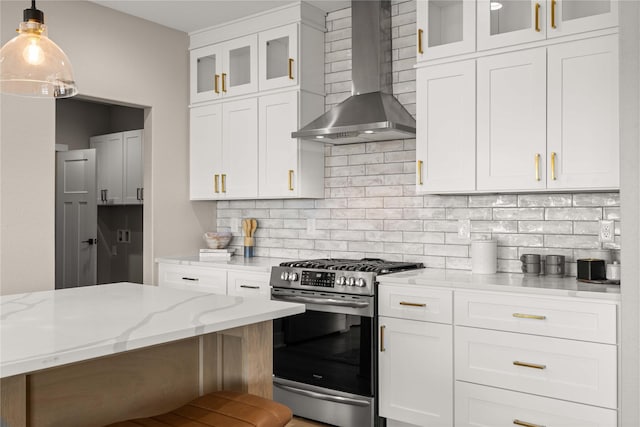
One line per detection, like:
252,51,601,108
55,98,145,288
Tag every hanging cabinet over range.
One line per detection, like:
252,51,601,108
189,3,325,200
415,0,619,194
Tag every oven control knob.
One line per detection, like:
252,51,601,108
289,272,299,281
357,278,366,287
280,271,289,281
347,277,356,286
336,276,346,286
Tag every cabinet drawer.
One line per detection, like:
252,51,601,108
455,327,617,408
456,381,617,427
157,264,227,295
379,285,452,324
455,291,617,343
227,271,270,299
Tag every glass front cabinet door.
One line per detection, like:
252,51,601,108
477,0,547,50
416,0,476,62
190,44,223,104
259,23,298,91
190,35,257,103
547,0,617,38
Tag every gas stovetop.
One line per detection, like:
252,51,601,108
271,258,424,296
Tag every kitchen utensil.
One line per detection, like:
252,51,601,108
520,254,541,276
545,255,565,277
471,239,497,274
577,259,606,281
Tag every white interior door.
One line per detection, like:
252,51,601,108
55,149,97,288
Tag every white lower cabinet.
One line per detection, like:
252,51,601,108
157,263,270,300
455,381,617,427
377,284,618,427
157,263,227,295
378,285,453,427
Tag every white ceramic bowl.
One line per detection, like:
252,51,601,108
203,231,232,249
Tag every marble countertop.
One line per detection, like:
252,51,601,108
378,269,620,302
0,282,304,378
155,255,293,273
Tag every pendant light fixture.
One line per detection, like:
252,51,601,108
0,0,77,98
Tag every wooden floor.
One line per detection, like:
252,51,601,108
286,416,331,427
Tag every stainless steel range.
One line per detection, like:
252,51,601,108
270,258,424,427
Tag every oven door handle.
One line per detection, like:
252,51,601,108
274,383,371,407
273,294,370,308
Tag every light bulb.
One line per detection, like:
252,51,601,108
491,1,503,10
23,37,45,65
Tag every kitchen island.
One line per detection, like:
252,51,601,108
0,282,304,427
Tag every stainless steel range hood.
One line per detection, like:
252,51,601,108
292,0,416,145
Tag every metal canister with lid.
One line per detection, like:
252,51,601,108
545,255,565,277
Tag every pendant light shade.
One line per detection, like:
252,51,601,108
0,1,77,98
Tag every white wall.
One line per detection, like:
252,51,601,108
0,0,215,294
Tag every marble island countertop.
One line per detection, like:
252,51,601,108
378,268,620,301
0,282,304,378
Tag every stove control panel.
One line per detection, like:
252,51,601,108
270,267,375,295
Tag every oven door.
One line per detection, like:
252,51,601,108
271,288,376,426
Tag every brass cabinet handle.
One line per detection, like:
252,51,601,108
417,28,424,54
513,360,547,370
221,174,226,193
380,325,386,352
221,73,227,92
417,160,424,185
535,3,541,32
550,152,557,180
550,0,557,29
513,313,546,320
288,169,294,191
399,301,427,308
514,419,546,427
535,154,541,181
214,174,220,193
288,58,294,80
214,74,220,94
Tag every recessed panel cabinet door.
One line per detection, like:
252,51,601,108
477,48,547,191
222,98,258,198
379,317,453,426
90,133,123,204
190,104,223,200
258,91,298,198
416,61,476,193
547,35,619,189
123,130,143,204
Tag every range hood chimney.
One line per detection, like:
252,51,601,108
292,0,416,144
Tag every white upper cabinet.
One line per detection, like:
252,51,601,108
259,23,298,91
90,130,143,205
190,104,223,200
190,34,258,103
258,91,325,199
477,48,547,191
547,0,618,37
478,0,618,51
546,35,619,189
416,61,476,193
477,0,547,50
416,0,476,61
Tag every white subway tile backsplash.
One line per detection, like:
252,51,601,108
214,2,622,275
545,208,602,221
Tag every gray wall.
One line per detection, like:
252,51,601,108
216,1,621,275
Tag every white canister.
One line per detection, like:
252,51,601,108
606,261,621,281
471,240,497,274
